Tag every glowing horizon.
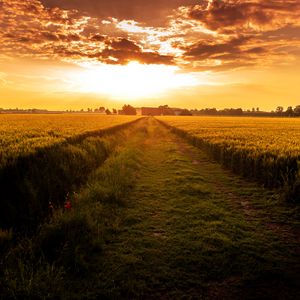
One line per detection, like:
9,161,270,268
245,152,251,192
0,0,299,111
66,61,199,100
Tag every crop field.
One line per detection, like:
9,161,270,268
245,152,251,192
0,114,140,166
157,116,300,156
0,114,140,230
158,116,300,201
0,116,300,299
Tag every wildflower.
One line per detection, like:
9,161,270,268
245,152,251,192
64,200,72,210
48,201,54,217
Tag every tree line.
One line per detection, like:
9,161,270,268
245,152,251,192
1,104,300,117
189,105,300,117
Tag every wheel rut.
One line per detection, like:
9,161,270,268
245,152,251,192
97,118,300,300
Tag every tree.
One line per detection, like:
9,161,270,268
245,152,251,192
286,106,294,117
122,104,136,115
179,109,192,116
105,109,111,115
294,105,300,116
276,106,284,114
112,108,117,114
99,107,106,114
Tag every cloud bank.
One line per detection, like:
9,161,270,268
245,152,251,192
1,0,300,71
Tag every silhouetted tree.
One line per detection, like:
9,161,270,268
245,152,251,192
122,104,136,115
294,105,300,116
276,106,284,114
203,108,217,115
105,109,112,115
99,107,106,114
286,106,294,117
179,109,192,116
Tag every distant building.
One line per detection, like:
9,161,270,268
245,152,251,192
140,105,175,116
141,107,163,116
173,109,183,116
135,108,142,115
159,105,175,116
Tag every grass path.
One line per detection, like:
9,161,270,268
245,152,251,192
94,118,300,299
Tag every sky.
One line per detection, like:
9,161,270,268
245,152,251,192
0,0,300,110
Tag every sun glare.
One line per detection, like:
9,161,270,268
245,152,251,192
68,61,198,99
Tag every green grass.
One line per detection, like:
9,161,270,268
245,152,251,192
0,120,147,299
1,118,300,299
0,117,142,231
93,119,300,299
157,117,300,203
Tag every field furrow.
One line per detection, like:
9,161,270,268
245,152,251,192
0,114,140,166
0,117,299,299
157,116,300,202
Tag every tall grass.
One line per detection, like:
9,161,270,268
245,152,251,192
0,115,140,167
157,119,300,202
0,118,142,231
0,121,145,299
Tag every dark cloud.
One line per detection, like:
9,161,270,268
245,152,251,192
262,26,300,40
245,47,266,54
41,32,60,42
1,0,300,72
60,37,174,65
90,34,105,42
41,0,199,26
100,48,174,65
180,35,265,70
0,0,174,66
43,35,174,66
170,0,300,70
188,0,300,32
185,36,252,59
109,38,141,52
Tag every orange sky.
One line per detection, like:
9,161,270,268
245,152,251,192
0,0,300,111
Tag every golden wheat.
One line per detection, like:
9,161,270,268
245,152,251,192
158,116,300,196
0,114,139,165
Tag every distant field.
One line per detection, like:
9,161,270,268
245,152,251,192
157,116,300,199
157,116,300,156
0,114,140,165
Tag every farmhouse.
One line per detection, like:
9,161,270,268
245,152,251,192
141,107,162,116
140,105,175,116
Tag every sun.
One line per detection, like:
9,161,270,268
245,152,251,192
67,61,198,99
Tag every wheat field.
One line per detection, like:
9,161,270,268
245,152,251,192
0,114,139,166
158,116,300,199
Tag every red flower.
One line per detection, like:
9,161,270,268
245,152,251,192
64,200,72,210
